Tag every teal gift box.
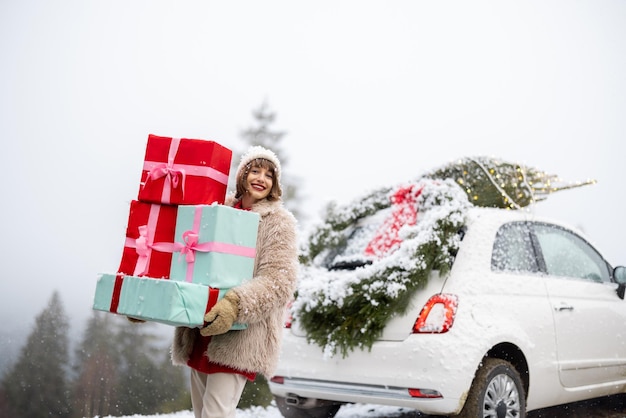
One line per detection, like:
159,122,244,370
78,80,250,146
170,204,259,286
92,273,246,329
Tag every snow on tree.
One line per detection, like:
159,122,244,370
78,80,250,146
2,291,72,417
235,100,305,221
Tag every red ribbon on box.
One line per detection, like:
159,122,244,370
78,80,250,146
110,274,124,314
204,287,220,325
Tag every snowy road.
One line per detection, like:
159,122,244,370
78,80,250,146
109,394,626,418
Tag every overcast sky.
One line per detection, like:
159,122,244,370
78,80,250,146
1,0,625,344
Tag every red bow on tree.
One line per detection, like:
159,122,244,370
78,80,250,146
364,184,423,258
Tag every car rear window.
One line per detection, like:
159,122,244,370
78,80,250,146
322,207,392,269
492,222,540,273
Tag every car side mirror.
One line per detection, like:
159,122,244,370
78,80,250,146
614,266,626,300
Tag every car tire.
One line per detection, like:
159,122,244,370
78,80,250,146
274,395,341,418
456,358,526,418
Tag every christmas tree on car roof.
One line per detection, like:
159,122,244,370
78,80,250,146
425,156,596,209
294,156,596,358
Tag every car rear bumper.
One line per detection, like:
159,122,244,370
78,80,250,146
270,331,480,415
269,376,462,414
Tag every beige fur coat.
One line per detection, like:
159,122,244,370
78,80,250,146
171,195,298,378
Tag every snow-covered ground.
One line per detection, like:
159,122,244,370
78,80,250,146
102,403,420,418
98,397,626,418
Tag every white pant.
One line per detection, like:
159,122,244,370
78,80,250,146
190,369,247,418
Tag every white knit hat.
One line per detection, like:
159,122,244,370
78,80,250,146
236,145,282,184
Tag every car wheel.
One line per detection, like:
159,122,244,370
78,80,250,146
457,358,526,418
274,395,341,418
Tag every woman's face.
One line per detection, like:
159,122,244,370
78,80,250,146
244,164,274,203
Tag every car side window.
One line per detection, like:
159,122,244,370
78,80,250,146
532,223,611,283
492,222,539,273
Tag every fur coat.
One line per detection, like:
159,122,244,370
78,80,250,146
171,195,298,378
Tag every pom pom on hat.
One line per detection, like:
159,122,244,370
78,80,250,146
236,145,282,184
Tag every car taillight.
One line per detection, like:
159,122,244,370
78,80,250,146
270,376,284,384
412,294,458,334
408,388,442,398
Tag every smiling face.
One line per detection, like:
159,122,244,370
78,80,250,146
235,157,282,205
238,159,280,208
244,165,273,202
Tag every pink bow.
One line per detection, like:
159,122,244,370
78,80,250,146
146,162,186,200
126,213,176,276
177,231,207,263
147,162,185,188
130,224,154,276
135,225,151,258
143,137,186,204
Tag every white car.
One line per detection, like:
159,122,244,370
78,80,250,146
269,206,626,418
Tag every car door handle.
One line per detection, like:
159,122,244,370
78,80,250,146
555,304,574,312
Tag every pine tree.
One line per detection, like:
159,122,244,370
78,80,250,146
234,100,305,221
424,156,596,209
153,350,191,413
2,291,72,417
71,312,120,418
114,320,190,415
72,314,189,417
0,384,11,417
109,319,159,415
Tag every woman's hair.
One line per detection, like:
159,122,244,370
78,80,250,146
235,158,282,201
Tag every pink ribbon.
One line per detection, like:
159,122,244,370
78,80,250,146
124,205,174,276
125,205,160,275
173,206,257,283
142,137,229,204
134,225,151,258
143,137,186,204
176,231,203,263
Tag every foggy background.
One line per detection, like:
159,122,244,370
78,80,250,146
1,0,624,372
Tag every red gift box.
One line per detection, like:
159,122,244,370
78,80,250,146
118,200,178,278
138,134,232,205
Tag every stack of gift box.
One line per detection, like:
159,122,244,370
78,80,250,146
93,134,259,330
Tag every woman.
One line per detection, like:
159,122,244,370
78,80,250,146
171,145,299,418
